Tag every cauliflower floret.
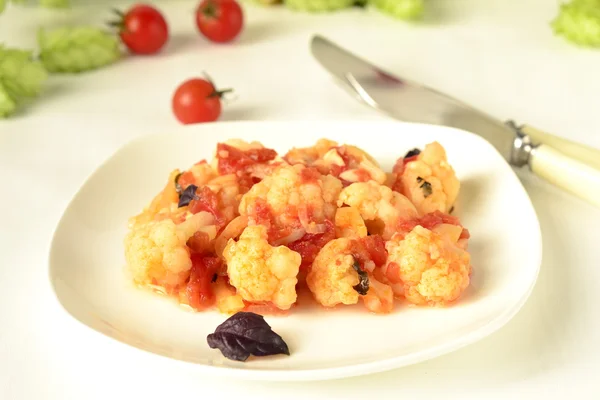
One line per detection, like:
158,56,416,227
284,138,339,166
239,164,343,235
335,206,367,239
284,140,386,184
306,238,361,307
124,212,215,290
338,181,418,240
223,225,301,310
383,225,471,306
399,142,460,214
307,237,395,313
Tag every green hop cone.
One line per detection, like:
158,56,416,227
38,26,121,73
285,0,355,12
0,46,48,98
372,0,424,20
552,0,600,47
0,46,48,118
39,0,70,8
0,81,17,118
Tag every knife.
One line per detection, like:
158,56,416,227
310,35,600,208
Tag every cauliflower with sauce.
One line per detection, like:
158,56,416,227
285,139,386,184
239,164,343,236
307,237,394,313
338,181,418,240
124,212,215,291
223,225,301,310
383,225,471,306
397,142,460,215
284,138,339,166
335,206,367,239
306,238,361,307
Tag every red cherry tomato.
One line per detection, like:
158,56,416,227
195,0,244,43
118,4,169,54
172,77,232,124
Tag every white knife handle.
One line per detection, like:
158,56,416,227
521,124,600,170
530,143,600,207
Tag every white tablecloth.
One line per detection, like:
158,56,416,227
1,0,599,398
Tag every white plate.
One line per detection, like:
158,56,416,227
48,120,542,381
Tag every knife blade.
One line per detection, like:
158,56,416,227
310,34,600,208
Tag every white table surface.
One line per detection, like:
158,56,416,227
1,0,599,398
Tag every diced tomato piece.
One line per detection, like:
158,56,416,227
187,231,211,254
460,228,471,240
287,220,335,270
185,254,221,311
299,167,321,184
188,186,226,228
417,211,461,230
359,235,387,267
350,234,388,269
177,171,196,189
385,262,402,284
216,143,277,175
396,211,469,240
335,146,360,168
353,169,372,182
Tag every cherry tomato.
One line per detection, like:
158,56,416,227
195,0,244,43
172,77,232,124
118,4,169,54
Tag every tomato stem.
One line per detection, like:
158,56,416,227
209,88,233,98
107,8,126,32
202,1,217,18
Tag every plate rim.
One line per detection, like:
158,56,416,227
47,119,543,381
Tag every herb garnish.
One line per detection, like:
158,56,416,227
352,259,370,295
207,312,290,362
178,184,198,208
404,148,421,158
417,176,433,198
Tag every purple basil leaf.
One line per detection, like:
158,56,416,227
207,312,290,362
178,184,198,208
352,259,370,295
404,148,421,158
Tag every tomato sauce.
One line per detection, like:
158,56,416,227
216,143,277,175
349,234,388,270
384,262,402,284
287,220,335,270
299,166,321,185
177,171,196,189
352,169,372,182
187,231,211,254
397,211,469,239
185,254,222,311
188,186,226,228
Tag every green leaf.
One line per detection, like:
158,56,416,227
371,0,424,20
552,0,600,47
284,0,355,12
0,81,17,118
0,0,6,14
38,26,121,73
